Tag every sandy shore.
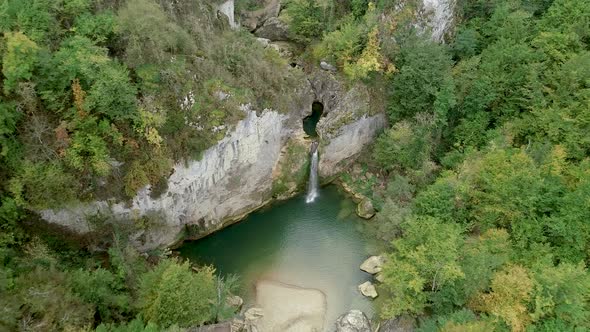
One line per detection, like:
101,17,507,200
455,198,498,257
254,279,327,332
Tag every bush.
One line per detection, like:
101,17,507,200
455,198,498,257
286,0,326,41
138,259,216,327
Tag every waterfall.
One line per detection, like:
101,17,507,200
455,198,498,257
306,142,319,203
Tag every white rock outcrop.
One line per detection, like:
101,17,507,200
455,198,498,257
40,110,289,250
217,0,238,29
360,255,386,274
421,0,456,42
39,69,388,251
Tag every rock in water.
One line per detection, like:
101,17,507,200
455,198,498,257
358,281,378,299
320,61,337,72
335,310,371,332
356,198,375,219
254,280,326,332
360,255,385,274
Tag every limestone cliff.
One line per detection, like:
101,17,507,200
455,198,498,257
39,64,389,250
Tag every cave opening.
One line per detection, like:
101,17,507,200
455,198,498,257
303,101,324,137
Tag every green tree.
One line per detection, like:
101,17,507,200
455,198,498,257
286,0,325,41
2,31,40,93
381,217,464,318
387,36,454,121
138,259,216,328
531,262,590,327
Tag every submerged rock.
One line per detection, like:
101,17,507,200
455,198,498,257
360,255,386,274
356,198,375,219
335,310,371,332
254,280,326,332
358,281,378,299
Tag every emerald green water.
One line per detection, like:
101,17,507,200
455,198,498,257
178,186,375,327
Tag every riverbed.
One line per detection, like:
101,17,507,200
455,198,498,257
178,186,375,330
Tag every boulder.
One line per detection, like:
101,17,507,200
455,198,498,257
379,315,415,332
335,310,371,332
255,37,271,48
254,17,290,41
226,295,244,309
360,255,385,274
240,0,281,31
244,307,264,322
358,281,378,299
356,198,375,219
320,61,337,72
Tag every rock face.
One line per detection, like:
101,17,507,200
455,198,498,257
360,255,386,274
310,71,387,179
240,0,281,31
39,107,308,251
421,0,456,42
358,281,378,299
335,310,371,332
217,0,238,29
356,199,375,219
38,68,387,251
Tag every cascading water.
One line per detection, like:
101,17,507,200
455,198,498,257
306,142,319,203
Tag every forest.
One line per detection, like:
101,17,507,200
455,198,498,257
1,0,590,331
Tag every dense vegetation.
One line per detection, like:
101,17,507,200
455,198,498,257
1,0,590,330
363,0,590,330
0,0,293,330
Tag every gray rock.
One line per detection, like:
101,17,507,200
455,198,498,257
358,281,378,299
379,315,415,332
320,61,337,72
254,17,290,41
244,307,264,322
357,198,375,219
255,37,271,48
240,0,281,31
360,255,385,274
335,310,371,332
226,295,244,309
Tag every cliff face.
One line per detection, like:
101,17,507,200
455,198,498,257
38,0,457,250
39,69,387,250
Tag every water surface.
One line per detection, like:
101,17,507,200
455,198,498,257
178,186,375,329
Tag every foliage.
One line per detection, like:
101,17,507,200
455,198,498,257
2,31,40,94
387,36,454,122
380,217,464,318
138,259,216,328
285,0,326,41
